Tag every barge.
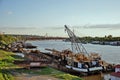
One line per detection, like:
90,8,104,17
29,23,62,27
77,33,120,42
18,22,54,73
45,25,114,75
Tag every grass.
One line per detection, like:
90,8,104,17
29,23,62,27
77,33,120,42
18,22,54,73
0,50,14,60
53,74,83,80
0,50,24,61
13,67,63,75
0,69,14,80
0,50,83,80
0,50,24,69
0,50,23,80
12,67,83,80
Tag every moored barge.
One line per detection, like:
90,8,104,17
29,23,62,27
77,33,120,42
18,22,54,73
45,25,114,75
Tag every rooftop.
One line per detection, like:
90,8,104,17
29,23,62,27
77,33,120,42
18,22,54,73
111,72,120,78
115,65,120,68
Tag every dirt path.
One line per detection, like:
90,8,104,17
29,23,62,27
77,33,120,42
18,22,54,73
15,74,60,80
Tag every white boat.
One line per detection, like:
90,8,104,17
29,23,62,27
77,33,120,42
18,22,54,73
66,65,103,72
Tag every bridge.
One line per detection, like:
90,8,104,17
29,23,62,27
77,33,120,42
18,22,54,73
26,36,67,40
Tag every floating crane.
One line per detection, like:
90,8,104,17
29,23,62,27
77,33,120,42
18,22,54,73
45,25,113,74
64,25,88,56
64,25,105,73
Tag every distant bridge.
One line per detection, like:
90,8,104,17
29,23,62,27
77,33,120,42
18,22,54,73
26,37,67,40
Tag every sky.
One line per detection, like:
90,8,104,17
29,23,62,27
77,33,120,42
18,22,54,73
0,0,120,37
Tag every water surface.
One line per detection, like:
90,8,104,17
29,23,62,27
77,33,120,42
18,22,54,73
27,40,120,64
27,40,120,80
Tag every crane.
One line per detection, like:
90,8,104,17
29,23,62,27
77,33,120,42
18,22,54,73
64,25,89,56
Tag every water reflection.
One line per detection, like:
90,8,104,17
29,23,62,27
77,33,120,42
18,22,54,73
82,73,111,80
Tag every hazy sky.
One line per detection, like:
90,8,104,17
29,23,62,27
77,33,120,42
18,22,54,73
1,0,120,37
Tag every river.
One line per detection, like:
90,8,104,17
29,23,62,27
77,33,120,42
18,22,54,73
27,40,120,64
26,40,120,80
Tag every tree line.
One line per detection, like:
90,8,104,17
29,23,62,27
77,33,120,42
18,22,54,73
79,35,120,43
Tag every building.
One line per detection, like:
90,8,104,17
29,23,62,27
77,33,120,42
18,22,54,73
110,65,120,80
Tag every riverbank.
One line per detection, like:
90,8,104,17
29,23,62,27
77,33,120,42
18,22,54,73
13,67,83,80
0,49,83,80
1,39,119,80
0,50,20,80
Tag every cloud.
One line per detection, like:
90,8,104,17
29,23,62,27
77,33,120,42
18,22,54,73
47,24,120,31
82,24,120,30
0,26,35,30
7,11,13,15
48,27,64,30
46,25,84,30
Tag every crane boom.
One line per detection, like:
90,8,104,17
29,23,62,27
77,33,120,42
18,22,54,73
64,25,88,55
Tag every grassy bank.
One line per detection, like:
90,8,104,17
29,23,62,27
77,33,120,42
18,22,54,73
0,50,16,80
0,50,83,80
0,50,25,80
13,67,83,80
0,50,23,68
0,69,14,80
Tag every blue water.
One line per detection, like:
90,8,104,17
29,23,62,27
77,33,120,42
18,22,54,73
27,40,120,64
